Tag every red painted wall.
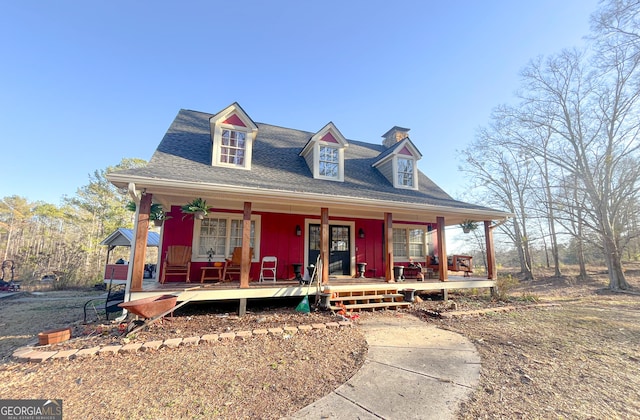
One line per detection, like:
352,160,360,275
354,218,383,277
104,264,128,281
158,206,434,282
159,207,195,282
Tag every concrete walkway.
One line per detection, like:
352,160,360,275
286,315,480,420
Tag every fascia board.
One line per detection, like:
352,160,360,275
107,174,512,223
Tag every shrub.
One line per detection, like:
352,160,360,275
494,273,519,301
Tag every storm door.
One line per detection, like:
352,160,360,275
308,224,351,275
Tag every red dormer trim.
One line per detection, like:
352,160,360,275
222,114,246,127
398,146,413,156
321,132,339,143
210,102,258,170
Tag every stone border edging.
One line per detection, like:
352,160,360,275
438,302,561,318
12,320,352,363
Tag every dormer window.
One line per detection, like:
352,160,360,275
210,103,258,170
300,122,349,182
372,134,422,190
397,157,414,187
319,146,339,177
220,129,246,166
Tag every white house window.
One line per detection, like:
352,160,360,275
319,146,339,178
299,122,348,182
229,219,254,249
210,104,258,170
392,227,426,259
397,158,414,187
199,218,227,256
193,213,260,261
220,129,246,166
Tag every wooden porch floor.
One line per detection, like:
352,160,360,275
130,275,496,303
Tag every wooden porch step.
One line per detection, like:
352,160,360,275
330,301,412,311
330,293,403,302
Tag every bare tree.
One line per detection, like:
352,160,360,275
515,36,640,289
461,126,536,280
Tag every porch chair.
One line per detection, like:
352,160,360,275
259,256,277,282
224,247,254,282
160,245,192,284
83,277,125,322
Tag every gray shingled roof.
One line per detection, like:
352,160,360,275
373,136,421,165
112,109,492,212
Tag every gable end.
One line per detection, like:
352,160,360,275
372,137,422,190
299,122,349,182
210,102,258,170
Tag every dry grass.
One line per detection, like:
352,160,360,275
0,293,367,419
410,266,640,419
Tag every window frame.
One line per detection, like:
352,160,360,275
393,156,417,190
219,128,247,166
392,225,428,261
212,123,253,170
396,157,414,187
191,212,261,262
318,145,339,179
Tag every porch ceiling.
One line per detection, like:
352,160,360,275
111,175,510,225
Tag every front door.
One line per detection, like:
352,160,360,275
308,224,351,276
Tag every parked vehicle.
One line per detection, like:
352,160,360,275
41,274,57,282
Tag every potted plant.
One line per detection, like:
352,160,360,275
181,198,211,220
127,202,170,226
460,219,478,234
149,204,170,226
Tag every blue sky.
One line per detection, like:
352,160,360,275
0,0,599,205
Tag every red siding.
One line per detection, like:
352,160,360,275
159,206,435,282
104,264,128,281
355,218,384,277
259,212,306,280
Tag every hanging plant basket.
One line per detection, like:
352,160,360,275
127,202,170,226
181,198,211,220
460,220,478,234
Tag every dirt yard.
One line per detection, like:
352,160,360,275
1,268,639,419
425,271,640,419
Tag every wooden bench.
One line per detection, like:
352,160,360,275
427,255,473,277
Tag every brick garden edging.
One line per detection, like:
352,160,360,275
12,320,353,363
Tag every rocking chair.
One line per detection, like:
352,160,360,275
160,245,192,284
224,247,253,282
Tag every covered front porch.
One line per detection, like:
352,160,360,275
112,179,508,317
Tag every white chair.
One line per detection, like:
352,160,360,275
259,256,277,282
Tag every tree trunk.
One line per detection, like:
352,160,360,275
513,223,533,280
603,235,629,290
577,239,587,280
